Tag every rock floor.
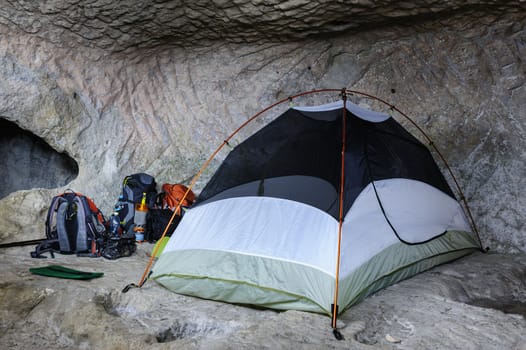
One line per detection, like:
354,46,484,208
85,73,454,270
1,244,525,349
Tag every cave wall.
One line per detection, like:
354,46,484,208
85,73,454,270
0,2,524,253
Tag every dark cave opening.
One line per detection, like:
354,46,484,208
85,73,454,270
0,118,79,199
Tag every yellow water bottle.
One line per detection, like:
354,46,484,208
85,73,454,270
133,192,148,241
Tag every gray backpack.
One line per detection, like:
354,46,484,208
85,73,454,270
32,190,106,258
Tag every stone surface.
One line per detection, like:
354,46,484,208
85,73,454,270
0,4,525,252
0,1,524,52
0,245,524,349
346,252,526,349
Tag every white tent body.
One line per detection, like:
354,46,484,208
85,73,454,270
153,180,476,314
152,100,479,315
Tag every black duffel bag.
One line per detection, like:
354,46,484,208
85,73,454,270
145,209,181,242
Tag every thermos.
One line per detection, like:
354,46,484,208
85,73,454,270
133,192,148,241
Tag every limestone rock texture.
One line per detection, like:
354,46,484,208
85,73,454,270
0,1,525,253
0,1,526,349
1,245,525,350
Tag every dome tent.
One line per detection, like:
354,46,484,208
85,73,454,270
149,91,481,330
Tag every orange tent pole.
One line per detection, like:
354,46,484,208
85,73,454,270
331,90,347,336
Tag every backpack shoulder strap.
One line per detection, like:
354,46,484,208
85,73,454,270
45,195,65,239
73,196,88,252
56,200,72,252
85,196,105,223
30,239,60,258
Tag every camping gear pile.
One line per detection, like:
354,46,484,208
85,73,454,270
30,174,195,260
